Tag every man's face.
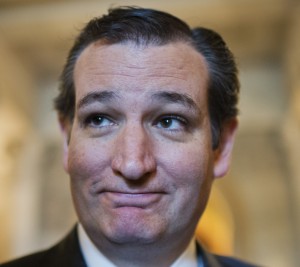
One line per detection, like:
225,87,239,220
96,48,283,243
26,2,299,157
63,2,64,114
62,41,235,249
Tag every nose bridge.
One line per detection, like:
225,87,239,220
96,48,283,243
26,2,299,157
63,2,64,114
123,123,148,158
112,121,155,179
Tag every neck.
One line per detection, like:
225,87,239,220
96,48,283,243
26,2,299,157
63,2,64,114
101,242,188,267
83,227,195,267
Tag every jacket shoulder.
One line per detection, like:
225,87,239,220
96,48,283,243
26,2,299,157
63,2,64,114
215,255,261,267
0,226,87,267
197,242,260,267
0,248,55,267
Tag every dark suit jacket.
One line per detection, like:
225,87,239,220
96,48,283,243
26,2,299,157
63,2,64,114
0,226,259,267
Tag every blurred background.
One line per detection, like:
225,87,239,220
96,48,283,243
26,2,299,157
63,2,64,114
0,0,299,266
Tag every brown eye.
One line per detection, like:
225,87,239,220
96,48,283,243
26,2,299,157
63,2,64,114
85,115,114,128
160,118,173,128
156,116,187,130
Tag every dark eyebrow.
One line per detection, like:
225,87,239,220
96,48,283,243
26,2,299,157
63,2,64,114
151,91,199,112
77,91,119,109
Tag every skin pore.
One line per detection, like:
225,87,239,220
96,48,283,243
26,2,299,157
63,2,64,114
61,41,237,267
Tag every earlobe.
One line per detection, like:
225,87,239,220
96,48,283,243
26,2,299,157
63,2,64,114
213,118,238,178
58,116,71,173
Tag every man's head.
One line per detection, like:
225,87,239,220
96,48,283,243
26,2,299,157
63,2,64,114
55,6,239,149
55,7,239,266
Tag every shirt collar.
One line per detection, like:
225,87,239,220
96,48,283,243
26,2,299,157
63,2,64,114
78,224,202,267
170,236,200,267
78,224,115,267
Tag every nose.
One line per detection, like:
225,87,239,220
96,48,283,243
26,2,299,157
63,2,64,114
111,124,156,180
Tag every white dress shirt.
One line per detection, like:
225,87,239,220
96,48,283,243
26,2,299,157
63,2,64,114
78,224,202,267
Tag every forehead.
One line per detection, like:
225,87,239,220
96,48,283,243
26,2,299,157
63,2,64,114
73,41,209,106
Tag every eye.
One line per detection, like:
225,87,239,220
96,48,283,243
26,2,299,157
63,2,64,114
156,116,187,131
85,114,114,128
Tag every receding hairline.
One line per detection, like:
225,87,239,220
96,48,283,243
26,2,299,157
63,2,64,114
73,38,210,81
73,35,199,65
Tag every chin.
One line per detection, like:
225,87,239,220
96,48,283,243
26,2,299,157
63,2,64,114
103,219,166,245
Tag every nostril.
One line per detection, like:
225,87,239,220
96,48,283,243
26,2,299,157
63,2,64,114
111,151,156,181
113,159,150,180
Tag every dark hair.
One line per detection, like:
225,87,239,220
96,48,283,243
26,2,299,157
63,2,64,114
55,6,239,148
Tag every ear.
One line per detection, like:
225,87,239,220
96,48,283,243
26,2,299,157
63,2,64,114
58,116,71,173
213,118,238,178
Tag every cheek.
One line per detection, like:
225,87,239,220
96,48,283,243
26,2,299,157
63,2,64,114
67,138,109,184
174,153,212,203
161,142,213,184
67,139,110,216
158,143,214,232
162,138,214,197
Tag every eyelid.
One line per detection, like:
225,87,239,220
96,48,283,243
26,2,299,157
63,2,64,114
158,114,187,122
165,115,187,124
154,114,188,130
83,113,115,128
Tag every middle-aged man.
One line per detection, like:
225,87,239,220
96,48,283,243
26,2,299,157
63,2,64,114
1,6,260,267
